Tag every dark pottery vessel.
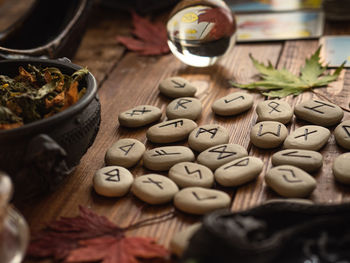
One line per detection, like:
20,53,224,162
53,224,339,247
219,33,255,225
0,0,94,59
0,58,100,198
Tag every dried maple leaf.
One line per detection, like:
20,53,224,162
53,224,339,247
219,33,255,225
27,206,170,263
66,236,169,263
116,12,170,56
198,7,236,40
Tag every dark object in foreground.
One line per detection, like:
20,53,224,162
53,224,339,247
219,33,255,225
0,58,100,198
183,202,350,263
0,0,93,58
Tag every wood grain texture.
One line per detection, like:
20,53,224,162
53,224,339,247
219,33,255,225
73,6,129,85
232,39,350,211
21,43,282,246
17,7,350,262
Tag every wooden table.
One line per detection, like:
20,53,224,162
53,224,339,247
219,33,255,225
13,4,350,259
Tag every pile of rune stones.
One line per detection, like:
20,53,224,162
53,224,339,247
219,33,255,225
93,76,350,217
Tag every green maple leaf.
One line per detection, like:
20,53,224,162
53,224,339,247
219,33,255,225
231,46,345,98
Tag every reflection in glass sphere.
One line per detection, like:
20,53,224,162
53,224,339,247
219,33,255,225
167,0,236,67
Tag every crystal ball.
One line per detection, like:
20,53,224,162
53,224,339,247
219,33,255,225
167,0,236,67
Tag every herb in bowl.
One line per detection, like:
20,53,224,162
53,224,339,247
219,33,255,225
0,65,88,130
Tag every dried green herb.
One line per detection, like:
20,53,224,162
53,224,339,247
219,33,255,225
0,65,88,130
231,47,345,98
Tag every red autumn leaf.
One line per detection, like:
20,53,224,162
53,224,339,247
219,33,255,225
198,7,236,40
27,206,170,263
116,12,170,56
66,236,169,263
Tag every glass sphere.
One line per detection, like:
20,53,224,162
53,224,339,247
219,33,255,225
167,0,236,67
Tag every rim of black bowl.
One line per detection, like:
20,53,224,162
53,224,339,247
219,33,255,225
0,58,97,137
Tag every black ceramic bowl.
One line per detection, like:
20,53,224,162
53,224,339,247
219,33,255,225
0,58,100,197
0,0,94,58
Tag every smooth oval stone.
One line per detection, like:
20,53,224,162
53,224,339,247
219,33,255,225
272,149,323,173
256,100,293,124
166,97,202,120
294,99,343,127
264,198,314,205
105,138,145,168
265,165,316,198
197,143,248,171
169,223,201,257
93,166,134,197
334,120,350,150
143,146,195,171
188,124,229,152
118,105,162,128
215,156,263,187
169,162,214,188
159,77,197,98
333,153,350,184
174,187,231,215
283,125,330,151
146,119,197,143
131,174,179,204
212,92,253,116
131,174,179,205
250,121,288,149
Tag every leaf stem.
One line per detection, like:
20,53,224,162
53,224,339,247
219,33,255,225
311,89,350,113
124,210,176,231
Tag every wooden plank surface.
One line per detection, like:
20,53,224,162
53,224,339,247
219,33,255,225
232,39,350,211
6,4,349,261
73,7,129,85
21,43,282,243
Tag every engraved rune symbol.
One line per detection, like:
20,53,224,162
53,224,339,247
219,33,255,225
224,95,244,104
342,125,350,138
281,150,312,159
294,128,317,141
171,80,186,88
268,101,281,114
224,157,249,170
192,191,217,201
159,120,184,128
184,165,202,179
278,168,303,183
303,100,335,114
119,143,135,156
196,127,218,139
174,98,192,110
257,124,281,137
126,107,151,116
104,168,120,182
142,177,163,189
208,145,237,160
152,150,181,157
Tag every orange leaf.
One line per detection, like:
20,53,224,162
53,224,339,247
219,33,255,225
61,81,79,111
44,71,52,83
18,66,36,83
45,92,65,109
0,122,23,130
